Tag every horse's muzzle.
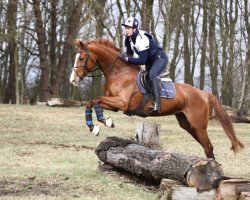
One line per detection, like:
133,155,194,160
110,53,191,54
70,79,79,86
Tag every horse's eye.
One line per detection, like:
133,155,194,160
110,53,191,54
79,57,84,61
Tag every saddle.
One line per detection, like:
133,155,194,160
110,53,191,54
124,69,176,117
137,70,176,99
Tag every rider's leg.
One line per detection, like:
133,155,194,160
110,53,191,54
149,54,168,113
151,77,161,112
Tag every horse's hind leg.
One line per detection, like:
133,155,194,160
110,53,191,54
175,112,215,159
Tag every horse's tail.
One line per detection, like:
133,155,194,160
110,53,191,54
208,93,244,153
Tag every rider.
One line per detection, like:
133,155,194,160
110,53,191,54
119,16,169,113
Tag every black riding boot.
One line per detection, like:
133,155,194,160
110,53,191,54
151,78,161,113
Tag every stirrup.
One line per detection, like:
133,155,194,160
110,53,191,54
149,103,161,113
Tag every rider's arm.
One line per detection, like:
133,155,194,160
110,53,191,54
128,50,148,65
125,36,133,56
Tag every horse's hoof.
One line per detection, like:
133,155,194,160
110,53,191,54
105,117,114,128
91,125,99,136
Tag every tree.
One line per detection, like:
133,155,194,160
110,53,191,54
32,0,50,101
168,0,183,81
51,0,87,97
220,0,238,106
199,0,208,90
89,0,107,100
238,0,250,110
182,0,193,85
208,0,218,97
4,0,18,104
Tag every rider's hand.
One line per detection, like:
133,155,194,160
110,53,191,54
119,53,129,62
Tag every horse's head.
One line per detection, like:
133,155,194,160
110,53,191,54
70,39,98,86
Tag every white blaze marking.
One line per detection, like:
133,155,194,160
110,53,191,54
70,53,80,85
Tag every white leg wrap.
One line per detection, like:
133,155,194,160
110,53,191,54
105,117,113,127
91,125,100,136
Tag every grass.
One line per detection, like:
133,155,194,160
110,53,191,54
0,104,249,199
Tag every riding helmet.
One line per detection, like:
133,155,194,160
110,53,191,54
122,17,139,28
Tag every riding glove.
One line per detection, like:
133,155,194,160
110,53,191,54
119,53,129,62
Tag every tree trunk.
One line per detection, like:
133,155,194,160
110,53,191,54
160,0,170,52
182,1,193,85
51,0,86,96
89,0,107,100
238,0,250,111
32,0,50,101
169,25,181,81
220,0,238,106
208,0,218,97
4,0,18,104
49,0,58,88
95,137,224,190
140,0,153,32
223,0,238,107
199,0,207,90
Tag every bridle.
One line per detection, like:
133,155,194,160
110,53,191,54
72,45,119,80
72,47,100,80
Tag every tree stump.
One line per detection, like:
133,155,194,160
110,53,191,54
95,136,224,190
135,122,161,149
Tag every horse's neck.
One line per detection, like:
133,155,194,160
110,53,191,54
92,45,138,79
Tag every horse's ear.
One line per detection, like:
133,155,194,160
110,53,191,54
75,39,86,50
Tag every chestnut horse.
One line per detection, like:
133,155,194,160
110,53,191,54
70,38,244,159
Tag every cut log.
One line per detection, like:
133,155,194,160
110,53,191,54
135,122,161,149
216,179,250,200
166,185,216,200
46,98,85,107
95,136,224,190
238,192,250,200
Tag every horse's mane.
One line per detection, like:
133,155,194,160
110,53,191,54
86,38,121,53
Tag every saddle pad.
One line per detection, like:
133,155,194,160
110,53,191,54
137,73,176,99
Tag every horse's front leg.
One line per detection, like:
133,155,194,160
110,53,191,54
85,98,120,135
85,100,100,135
96,96,128,111
93,104,114,128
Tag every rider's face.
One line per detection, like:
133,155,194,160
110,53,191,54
125,26,135,37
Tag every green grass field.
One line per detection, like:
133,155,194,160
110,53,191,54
0,104,249,199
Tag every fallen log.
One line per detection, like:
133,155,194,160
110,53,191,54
222,106,250,123
46,98,85,107
95,137,224,190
